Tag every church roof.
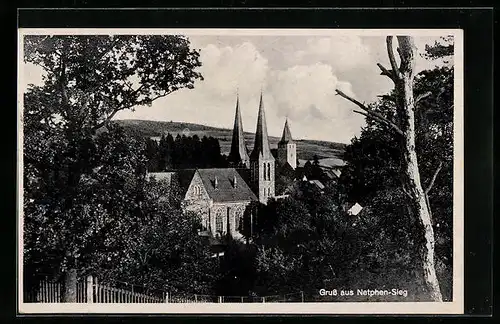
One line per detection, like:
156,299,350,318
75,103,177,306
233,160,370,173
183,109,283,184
250,92,273,160
228,94,250,165
147,171,175,184
197,168,257,203
279,119,294,144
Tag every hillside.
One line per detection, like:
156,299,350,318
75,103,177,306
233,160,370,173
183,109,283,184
113,119,347,162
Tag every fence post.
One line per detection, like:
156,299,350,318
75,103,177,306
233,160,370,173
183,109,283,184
301,291,304,303
86,275,93,303
194,294,197,303
218,296,222,303
262,297,265,303
165,292,169,303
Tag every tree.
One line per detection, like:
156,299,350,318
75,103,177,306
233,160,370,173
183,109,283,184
335,36,444,301
23,34,203,302
101,178,219,296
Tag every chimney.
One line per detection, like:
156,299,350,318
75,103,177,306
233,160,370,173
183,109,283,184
233,175,237,188
214,176,218,189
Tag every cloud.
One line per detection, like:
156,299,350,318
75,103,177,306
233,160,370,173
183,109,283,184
116,40,366,143
288,36,373,72
197,42,269,97
264,63,365,143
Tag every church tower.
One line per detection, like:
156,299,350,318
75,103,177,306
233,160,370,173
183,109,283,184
277,118,297,169
228,93,250,168
250,92,275,204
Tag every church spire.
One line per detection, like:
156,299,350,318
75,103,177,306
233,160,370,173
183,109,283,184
229,93,250,167
250,91,273,160
279,118,294,144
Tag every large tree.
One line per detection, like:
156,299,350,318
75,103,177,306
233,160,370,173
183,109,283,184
23,34,203,302
335,36,451,301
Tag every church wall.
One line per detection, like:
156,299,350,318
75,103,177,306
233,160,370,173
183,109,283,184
252,157,275,204
210,201,252,238
278,143,297,169
182,172,213,231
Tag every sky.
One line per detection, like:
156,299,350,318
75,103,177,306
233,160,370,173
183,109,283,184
22,32,452,143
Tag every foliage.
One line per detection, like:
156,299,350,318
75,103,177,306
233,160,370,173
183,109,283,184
23,124,146,283
23,34,204,295
144,133,228,172
337,39,454,300
97,178,219,295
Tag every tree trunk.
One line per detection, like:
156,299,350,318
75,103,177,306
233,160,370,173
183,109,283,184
395,36,443,302
63,268,77,303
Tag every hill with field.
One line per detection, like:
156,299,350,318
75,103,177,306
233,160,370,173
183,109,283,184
113,119,347,165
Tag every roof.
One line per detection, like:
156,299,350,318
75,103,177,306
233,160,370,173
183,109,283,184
147,171,175,185
175,169,197,193
250,92,273,160
279,119,294,144
197,168,258,203
228,94,250,166
309,179,325,190
348,203,363,216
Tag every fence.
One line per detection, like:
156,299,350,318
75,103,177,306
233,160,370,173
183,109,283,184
25,276,166,303
24,276,304,303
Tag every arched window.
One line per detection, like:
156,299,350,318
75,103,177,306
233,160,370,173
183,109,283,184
267,162,271,180
235,214,240,231
216,211,224,233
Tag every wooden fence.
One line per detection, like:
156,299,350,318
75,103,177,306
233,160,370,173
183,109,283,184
25,276,166,303
25,276,304,303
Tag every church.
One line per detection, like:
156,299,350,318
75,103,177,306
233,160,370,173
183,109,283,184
148,92,297,240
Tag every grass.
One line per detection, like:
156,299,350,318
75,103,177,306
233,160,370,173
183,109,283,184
114,119,347,162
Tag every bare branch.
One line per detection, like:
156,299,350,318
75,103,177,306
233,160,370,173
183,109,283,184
376,63,394,81
352,109,387,125
425,161,443,195
377,94,396,103
336,89,404,136
386,36,400,79
415,91,433,105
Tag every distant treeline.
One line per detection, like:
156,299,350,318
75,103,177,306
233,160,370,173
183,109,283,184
145,133,228,171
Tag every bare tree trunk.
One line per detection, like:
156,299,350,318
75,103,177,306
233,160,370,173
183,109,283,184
335,35,443,302
63,268,77,303
394,36,443,302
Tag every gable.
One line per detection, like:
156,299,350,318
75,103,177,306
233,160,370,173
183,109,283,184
184,171,211,201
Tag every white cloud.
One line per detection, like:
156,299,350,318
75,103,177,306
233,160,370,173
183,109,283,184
289,36,373,72
115,41,271,133
264,63,364,143
23,35,453,144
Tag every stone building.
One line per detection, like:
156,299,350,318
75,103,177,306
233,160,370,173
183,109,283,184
277,118,297,170
149,91,297,240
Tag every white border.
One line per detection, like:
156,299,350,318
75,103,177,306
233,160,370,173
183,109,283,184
17,28,464,315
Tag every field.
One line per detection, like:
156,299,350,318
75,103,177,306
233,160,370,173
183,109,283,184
113,119,347,162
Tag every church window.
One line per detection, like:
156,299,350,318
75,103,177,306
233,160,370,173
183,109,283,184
235,214,240,231
267,163,271,180
216,211,223,233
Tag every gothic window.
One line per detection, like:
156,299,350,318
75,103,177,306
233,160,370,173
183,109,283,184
216,211,223,233
267,163,271,180
235,214,240,231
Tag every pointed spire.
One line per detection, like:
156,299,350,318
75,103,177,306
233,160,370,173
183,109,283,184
251,91,273,160
229,93,250,167
279,118,294,144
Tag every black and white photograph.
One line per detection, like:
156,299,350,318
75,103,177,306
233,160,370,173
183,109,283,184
18,28,463,314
